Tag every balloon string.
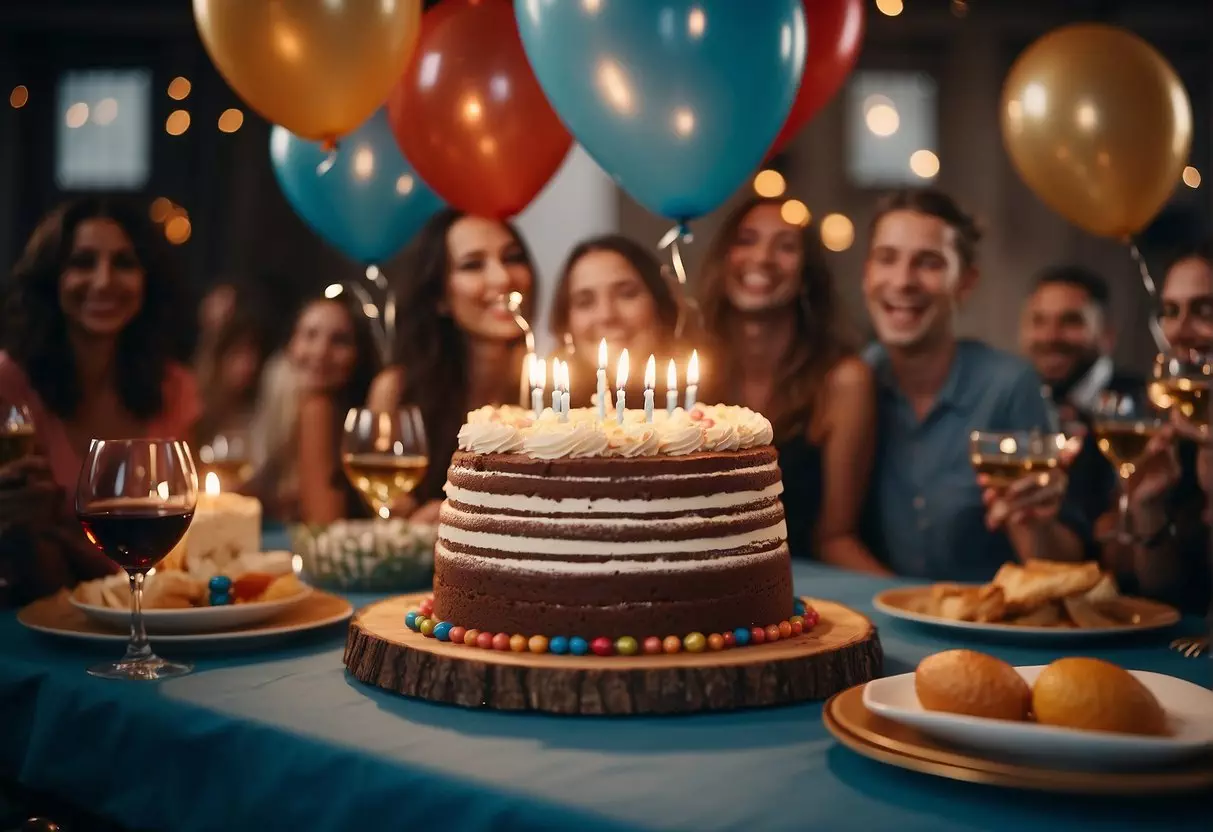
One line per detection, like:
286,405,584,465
316,147,338,176
1128,240,1170,353
504,292,535,354
658,223,701,340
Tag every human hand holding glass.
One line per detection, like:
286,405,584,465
1091,389,1165,543
342,407,429,519
76,439,197,680
972,430,1074,530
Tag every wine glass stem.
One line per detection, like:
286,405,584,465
124,571,153,663
1117,484,1131,540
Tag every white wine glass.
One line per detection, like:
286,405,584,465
342,408,429,519
969,430,1066,488
0,399,35,468
76,438,198,680
1091,389,1164,544
198,428,255,492
1152,349,1213,439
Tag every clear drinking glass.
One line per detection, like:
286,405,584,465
0,399,35,467
342,408,429,519
1151,349,1213,439
75,439,198,680
969,430,1066,488
1091,389,1165,544
198,428,255,492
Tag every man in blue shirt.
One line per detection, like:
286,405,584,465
860,188,1087,580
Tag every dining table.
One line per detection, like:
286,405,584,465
1,542,1209,832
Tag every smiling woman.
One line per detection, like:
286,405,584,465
0,197,199,602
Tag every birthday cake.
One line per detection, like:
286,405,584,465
432,404,794,641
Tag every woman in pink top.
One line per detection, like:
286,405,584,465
0,197,199,603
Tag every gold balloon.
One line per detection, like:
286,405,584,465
1001,23,1192,238
193,0,422,143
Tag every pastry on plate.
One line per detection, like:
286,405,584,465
915,649,1031,721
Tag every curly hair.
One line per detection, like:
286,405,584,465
698,196,856,442
391,208,535,500
3,197,186,420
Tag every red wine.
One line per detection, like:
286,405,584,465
78,500,194,572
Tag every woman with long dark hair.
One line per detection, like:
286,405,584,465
368,209,536,522
548,233,684,408
0,197,198,599
245,291,382,523
698,196,881,571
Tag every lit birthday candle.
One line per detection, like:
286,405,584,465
531,356,546,418
596,338,608,422
666,359,678,416
685,349,699,410
558,360,570,421
615,348,629,425
550,357,561,414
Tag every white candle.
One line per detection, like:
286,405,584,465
666,359,678,416
643,355,656,423
596,338,607,422
521,352,535,408
531,356,546,418
558,360,570,422
685,349,699,410
615,348,629,425
550,357,561,413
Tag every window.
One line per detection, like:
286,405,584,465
56,69,151,190
846,71,939,187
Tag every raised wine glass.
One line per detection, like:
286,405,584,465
1152,349,1213,439
76,438,198,680
969,430,1066,488
0,399,35,467
198,428,255,492
1091,389,1165,544
342,407,429,519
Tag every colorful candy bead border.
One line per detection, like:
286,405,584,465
403,596,820,657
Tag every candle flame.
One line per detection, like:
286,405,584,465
551,356,560,390
205,471,221,496
667,358,677,390
156,481,171,500
598,338,608,369
531,355,547,389
687,350,700,385
644,355,656,390
616,348,629,389
560,360,570,392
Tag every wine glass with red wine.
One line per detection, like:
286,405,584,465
76,438,198,680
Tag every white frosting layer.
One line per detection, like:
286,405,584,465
449,462,779,485
438,519,787,556
444,481,784,514
441,503,780,531
436,541,789,574
456,404,773,459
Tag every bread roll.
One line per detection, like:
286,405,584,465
1032,658,1168,736
915,650,1031,721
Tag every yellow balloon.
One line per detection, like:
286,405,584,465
193,0,422,143
1000,24,1192,238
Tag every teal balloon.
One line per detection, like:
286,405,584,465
514,0,806,222
270,109,443,265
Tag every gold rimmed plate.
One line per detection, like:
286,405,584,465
823,683,1213,795
873,585,1180,641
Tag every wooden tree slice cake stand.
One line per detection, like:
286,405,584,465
344,594,882,715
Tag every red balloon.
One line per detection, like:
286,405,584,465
387,0,572,218
769,0,865,156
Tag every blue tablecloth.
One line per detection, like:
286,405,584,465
1,560,1209,832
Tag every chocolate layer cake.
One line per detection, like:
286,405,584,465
433,405,794,639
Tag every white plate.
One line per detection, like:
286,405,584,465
863,666,1213,770
70,587,314,634
873,586,1180,641
22,596,352,648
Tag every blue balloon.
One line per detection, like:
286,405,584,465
270,109,444,265
515,1,806,222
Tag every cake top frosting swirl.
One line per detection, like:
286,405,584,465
457,404,773,459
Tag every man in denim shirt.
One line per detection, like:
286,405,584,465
860,189,1088,580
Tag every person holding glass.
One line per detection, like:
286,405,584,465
0,197,199,603
859,188,1089,581
367,209,537,524
547,234,684,409
1098,241,1212,617
244,291,380,524
695,197,879,572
